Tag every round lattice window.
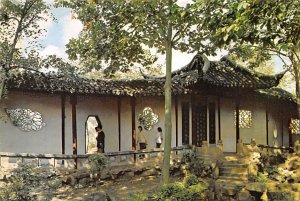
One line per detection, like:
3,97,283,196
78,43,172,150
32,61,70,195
7,109,46,132
138,107,158,131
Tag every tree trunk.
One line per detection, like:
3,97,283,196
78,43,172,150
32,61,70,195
162,0,173,185
294,63,300,132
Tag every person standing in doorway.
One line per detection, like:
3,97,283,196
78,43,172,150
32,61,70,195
137,126,147,159
95,125,105,153
156,127,163,148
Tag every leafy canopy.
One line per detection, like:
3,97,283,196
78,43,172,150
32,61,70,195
204,0,299,73
55,0,218,76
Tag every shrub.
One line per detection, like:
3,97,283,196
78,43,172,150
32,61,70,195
181,151,212,177
0,163,44,201
88,153,108,176
183,174,199,187
128,180,208,201
257,172,267,183
149,182,208,201
126,193,148,201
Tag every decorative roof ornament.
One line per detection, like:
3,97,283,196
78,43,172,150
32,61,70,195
200,54,210,74
6,108,46,132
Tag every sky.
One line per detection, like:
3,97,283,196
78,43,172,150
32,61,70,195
37,0,218,71
38,0,285,73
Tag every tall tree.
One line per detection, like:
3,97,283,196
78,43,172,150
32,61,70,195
203,0,300,126
0,0,53,101
55,0,217,184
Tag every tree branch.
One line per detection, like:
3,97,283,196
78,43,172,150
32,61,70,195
249,44,288,57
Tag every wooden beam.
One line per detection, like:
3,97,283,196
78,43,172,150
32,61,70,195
118,98,121,151
235,97,240,143
131,97,136,151
218,96,221,141
70,95,77,168
61,94,65,155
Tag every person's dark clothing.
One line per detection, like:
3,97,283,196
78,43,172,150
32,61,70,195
96,131,105,153
139,142,147,150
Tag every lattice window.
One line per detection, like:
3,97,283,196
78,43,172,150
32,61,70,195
182,103,189,145
6,108,46,132
138,107,158,130
234,110,252,128
290,119,300,134
209,103,216,144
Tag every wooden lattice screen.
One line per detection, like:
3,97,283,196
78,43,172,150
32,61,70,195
192,104,207,146
182,103,190,145
209,103,216,144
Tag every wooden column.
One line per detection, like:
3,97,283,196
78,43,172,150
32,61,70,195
235,97,240,143
266,105,269,145
175,96,178,147
218,96,221,141
70,95,77,168
288,119,292,148
61,94,66,154
131,97,136,150
118,98,121,151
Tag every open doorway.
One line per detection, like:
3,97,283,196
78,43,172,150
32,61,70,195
85,115,101,154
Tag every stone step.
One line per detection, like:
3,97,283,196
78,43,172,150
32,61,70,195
219,172,248,178
215,179,246,187
220,167,248,174
221,163,248,168
218,175,248,181
197,155,213,159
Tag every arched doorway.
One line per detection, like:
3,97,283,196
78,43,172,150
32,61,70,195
85,115,101,154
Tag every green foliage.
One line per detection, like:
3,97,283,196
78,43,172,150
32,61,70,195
126,193,148,201
257,172,267,183
88,153,108,175
0,163,45,201
183,174,199,188
126,173,208,201
181,151,212,177
203,0,300,121
54,0,217,76
148,182,208,201
0,0,53,66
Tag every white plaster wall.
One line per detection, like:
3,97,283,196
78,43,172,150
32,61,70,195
0,91,62,154
120,97,132,151
177,95,194,147
64,95,73,154
220,98,236,152
135,96,170,149
239,100,266,145
76,96,119,154
282,117,290,146
268,106,292,147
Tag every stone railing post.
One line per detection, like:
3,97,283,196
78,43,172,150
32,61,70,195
217,140,223,152
294,140,300,155
237,139,244,156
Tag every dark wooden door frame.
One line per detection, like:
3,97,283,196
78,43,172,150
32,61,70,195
70,95,77,168
61,94,65,155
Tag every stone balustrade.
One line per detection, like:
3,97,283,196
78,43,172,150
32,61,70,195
0,145,191,169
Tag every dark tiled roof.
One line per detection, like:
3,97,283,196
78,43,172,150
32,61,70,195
7,71,187,96
255,88,296,103
7,55,284,96
169,54,285,89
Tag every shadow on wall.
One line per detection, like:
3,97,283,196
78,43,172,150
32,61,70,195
85,116,100,154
